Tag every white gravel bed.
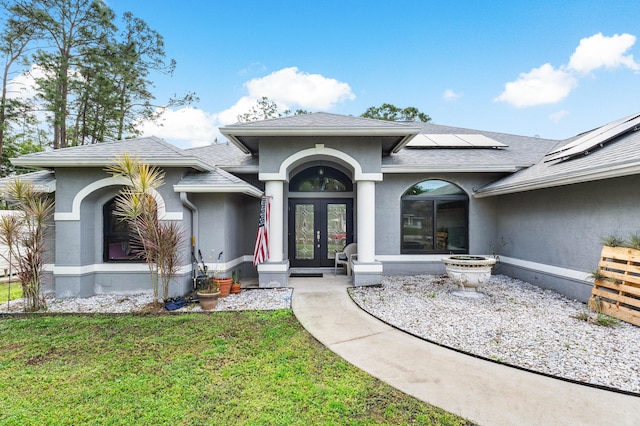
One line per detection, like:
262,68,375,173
181,288,292,312
0,288,292,313
349,274,640,394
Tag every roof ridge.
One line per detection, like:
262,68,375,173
226,111,420,128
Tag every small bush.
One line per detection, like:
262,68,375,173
626,233,640,250
601,235,625,247
595,314,620,327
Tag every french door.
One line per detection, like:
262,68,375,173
288,198,353,267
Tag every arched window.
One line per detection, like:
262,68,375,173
289,166,352,192
103,197,140,262
401,180,468,254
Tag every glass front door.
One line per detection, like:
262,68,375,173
288,199,353,267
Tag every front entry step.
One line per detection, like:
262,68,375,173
289,267,336,277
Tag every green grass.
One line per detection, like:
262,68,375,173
0,281,22,304
0,311,471,425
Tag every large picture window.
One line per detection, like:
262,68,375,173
103,197,140,262
401,180,468,254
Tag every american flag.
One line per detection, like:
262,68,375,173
253,196,270,266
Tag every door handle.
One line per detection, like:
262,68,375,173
316,230,321,248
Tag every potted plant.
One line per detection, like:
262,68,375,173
231,270,242,294
205,249,232,298
216,275,233,298
197,276,220,310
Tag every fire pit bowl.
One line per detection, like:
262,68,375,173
442,255,496,297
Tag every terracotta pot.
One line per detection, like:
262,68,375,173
216,277,233,298
231,282,241,294
197,291,220,310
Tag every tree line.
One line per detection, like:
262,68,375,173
0,0,431,177
0,0,195,176
238,97,431,124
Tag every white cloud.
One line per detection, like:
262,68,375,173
494,63,577,107
217,67,355,125
244,67,355,110
442,89,462,101
568,33,639,74
496,32,639,108
6,65,46,100
137,107,220,148
549,110,569,123
217,96,261,126
136,67,357,147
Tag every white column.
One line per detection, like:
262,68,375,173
265,180,284,262
356,180,375,263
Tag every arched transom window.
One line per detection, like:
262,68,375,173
289,166,352,192
401,180,468,254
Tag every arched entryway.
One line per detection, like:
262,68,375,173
287,165,354,268
258,144,382,287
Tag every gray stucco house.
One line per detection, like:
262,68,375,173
8,112,640,302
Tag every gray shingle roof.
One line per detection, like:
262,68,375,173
9,112,639,197
8,138,261,196
476,119,640,196
220,112,421,155
384,123,560,171
223,112,419,129
186,142,258,170
12,137,210,171
194,119,562,174
174,168,262,197
0,170,56,193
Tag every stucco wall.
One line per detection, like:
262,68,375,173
492,174,640,301
53,166,192,298
494,175,640,270
258,136,382,175
192,192,260,279
375,173,502,255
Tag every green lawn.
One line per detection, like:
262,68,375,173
0,311,471,425
0,281,22,304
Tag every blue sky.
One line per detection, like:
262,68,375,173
107,0,640,148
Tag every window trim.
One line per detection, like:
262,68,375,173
103,197,142,263
400,180,469,254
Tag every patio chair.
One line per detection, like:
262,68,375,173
436,231,448,249
335,243,357,276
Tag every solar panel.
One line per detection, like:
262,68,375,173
546,113,640,162
431,134,470,146
457,134,507,147
406,134,438,147
406,134,507,148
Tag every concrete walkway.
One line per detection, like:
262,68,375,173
289,276,640,426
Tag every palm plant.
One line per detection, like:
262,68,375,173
106,154,184,303
0,179,54,311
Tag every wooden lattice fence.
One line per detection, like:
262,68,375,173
589,246,640,326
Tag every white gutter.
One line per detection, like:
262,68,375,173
219,165,260,174
11,157,211,171
382,165,521,173
173,184,263,198
391,134,419,153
